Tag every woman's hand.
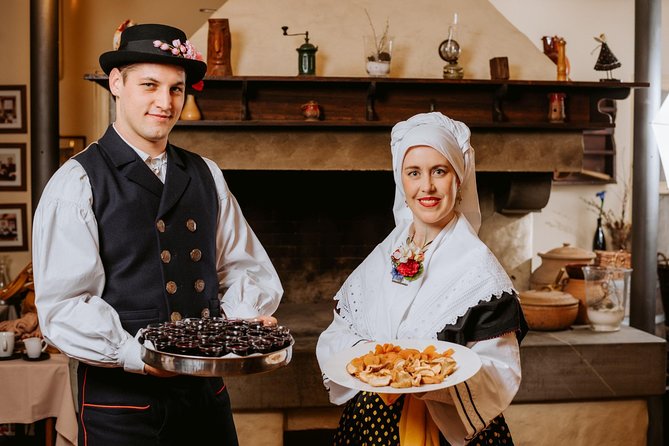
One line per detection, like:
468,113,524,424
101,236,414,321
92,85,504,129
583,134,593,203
256,315,278,326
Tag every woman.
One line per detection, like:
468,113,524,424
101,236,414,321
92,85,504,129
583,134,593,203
316,112,527,446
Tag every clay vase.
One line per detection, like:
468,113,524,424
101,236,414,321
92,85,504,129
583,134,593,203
180,94,202,121
548,92,566,123
563,278,588,324
562,262,592,324
206,18,233,76
556,38,567,81
301,100,320,121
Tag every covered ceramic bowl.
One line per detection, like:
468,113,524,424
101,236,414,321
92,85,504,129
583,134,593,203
530,243,596,289
519,289,579,331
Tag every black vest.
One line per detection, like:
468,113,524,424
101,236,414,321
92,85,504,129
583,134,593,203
75,126,221,335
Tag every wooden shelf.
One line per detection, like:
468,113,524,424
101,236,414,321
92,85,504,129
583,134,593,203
85,74,646,184
172,119,617,130
84,74,645,130
174,119,391,128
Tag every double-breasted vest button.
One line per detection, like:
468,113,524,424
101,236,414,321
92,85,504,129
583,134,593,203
186,219,197,232
156,219,166,233
160,250,172,263
166,281,178,294
170,311,182,322
194,279,205,293
190,249,202,262
201,308,210,318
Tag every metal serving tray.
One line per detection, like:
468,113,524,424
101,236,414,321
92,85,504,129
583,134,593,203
141,337,293,377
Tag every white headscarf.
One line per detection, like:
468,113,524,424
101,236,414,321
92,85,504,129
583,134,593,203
390,112,481,233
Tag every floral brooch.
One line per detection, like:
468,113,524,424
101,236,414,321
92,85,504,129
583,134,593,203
390,237,431,285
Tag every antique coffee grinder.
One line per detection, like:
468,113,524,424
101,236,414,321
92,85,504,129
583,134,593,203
282,26,318,75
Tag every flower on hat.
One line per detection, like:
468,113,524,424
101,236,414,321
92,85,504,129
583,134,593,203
152,39,205,90
153,39,204,62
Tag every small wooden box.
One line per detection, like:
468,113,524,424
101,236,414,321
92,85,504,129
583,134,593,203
489,57,510,80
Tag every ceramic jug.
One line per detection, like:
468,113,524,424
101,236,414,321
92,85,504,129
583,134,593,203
180,95,202,121
530,243,595,289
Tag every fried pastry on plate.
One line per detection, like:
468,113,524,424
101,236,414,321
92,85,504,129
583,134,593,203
346,342,457,388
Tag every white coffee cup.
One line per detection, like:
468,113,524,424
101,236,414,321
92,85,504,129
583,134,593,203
23,337,47,359
0,331,15,357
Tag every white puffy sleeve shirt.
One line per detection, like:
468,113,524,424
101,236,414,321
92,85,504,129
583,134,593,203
33,156,283,374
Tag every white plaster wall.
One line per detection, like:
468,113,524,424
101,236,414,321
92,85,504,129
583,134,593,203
190,0,556,79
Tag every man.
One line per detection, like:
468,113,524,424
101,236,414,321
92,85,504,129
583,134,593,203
32,23,283,445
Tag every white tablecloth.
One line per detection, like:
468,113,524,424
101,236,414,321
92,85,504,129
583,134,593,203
0,353,77,446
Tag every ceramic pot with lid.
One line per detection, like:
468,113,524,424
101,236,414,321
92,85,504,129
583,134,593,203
519,289,579,331
530,243,596,289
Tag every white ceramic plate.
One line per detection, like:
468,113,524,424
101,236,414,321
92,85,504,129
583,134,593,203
322,339,482,394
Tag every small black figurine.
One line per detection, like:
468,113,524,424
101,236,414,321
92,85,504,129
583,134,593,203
593,34,621,82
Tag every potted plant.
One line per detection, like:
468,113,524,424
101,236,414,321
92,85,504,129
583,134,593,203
364,9,392,77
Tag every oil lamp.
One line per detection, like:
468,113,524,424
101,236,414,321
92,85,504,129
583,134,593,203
282,26,318,76
438,14,464,79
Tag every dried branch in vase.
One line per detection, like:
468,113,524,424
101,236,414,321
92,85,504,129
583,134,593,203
364,9,390,62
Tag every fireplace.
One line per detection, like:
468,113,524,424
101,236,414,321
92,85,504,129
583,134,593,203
224,170,395,304
213,168,538,300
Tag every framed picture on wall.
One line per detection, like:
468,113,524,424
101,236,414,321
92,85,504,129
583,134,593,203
0,204,28,252
0,85,27,134
0,143,26,191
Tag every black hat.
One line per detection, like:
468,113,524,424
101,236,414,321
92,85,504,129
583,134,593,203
99,24,207,84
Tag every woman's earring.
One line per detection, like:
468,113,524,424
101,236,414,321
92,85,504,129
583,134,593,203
456,189,463,205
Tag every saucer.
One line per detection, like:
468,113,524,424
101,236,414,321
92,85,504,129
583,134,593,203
0,353,21,361
22,352,50,362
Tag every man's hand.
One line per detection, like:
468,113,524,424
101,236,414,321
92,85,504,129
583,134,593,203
143,363,178,378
